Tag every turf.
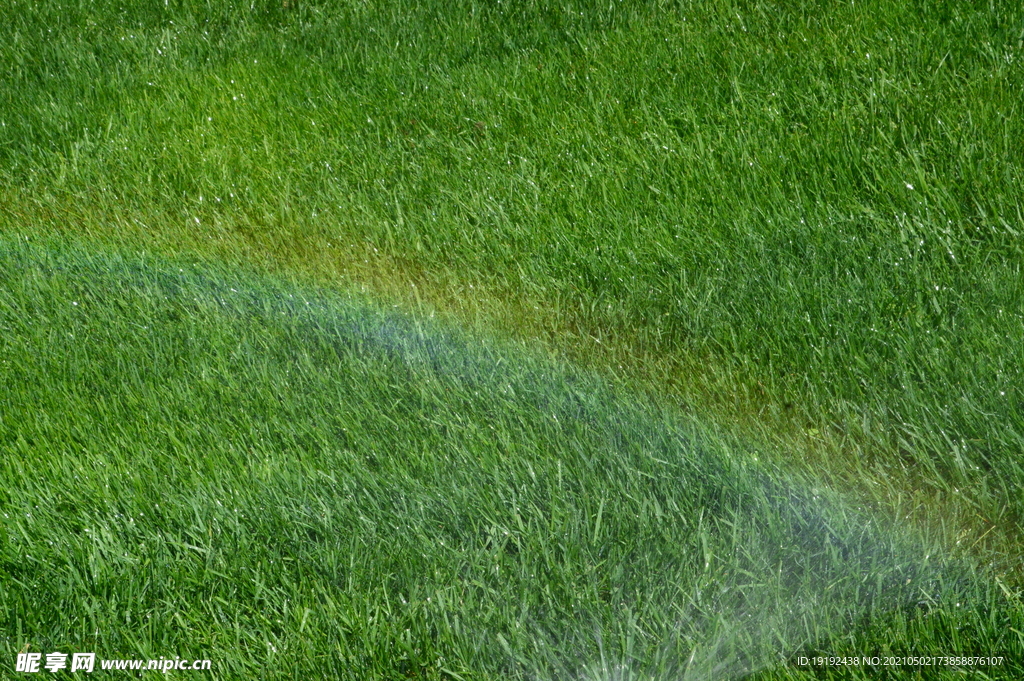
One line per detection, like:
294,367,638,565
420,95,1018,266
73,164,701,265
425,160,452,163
2,0,1022,564
0,237,1020,679
1,0,1023,677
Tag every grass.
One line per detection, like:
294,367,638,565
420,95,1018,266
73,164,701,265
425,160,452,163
0,236,1021,680
1,0,1023,677
2,0,1023,566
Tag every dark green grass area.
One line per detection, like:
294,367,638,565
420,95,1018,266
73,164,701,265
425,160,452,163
2,0,1023,551
1,238,1021,679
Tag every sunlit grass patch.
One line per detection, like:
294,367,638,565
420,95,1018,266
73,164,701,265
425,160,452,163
1,238,1020,679
2,1,1024,676
3,2,1022,570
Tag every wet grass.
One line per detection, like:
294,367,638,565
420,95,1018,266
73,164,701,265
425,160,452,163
0,237,1021,679
2,1,1022,570
2,0,1023,677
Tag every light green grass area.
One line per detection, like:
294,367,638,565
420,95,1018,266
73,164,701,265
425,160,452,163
2,0,1023,677
0,238,1021,679
2,0,1022,565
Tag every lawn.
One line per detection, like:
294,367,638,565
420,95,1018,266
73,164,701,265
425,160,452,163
1,237,1020,679
1,0,1023,678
